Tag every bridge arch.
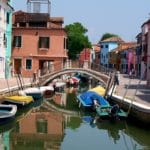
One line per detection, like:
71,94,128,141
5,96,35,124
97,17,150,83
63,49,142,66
39,68,110,87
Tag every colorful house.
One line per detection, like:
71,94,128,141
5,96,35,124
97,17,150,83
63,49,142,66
141,19,150,86
0,0,13,78
79,48,91,66
6,0,13,78
12,0,68,78
109,42,136,73
100,37,124,69
79,44,100,68
92,44,100,65
135,33,142,77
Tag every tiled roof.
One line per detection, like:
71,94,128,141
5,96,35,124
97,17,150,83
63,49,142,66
92,44,100,52
14,11,64,23
101,37,124,43
111,42,137,53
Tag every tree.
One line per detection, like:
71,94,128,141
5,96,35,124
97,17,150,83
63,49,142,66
100,33,120,42
65,22,91,60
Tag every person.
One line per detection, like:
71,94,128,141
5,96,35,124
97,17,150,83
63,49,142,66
129,68,134,78
114,71,119,85
32,71,37,82
131,68,135,78
129,70,132,78
93,99,100,108
110,104,120,118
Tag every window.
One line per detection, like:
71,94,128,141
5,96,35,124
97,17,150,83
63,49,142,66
6,12,9,24
39,37,49,49
36,119,47,134
3,34,7,47
101,45,103,48
13,36,21,47
26,59,32,70
64,37,67,49
105,45,108,48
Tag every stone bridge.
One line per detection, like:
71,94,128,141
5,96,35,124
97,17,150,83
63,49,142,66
39,68,110,87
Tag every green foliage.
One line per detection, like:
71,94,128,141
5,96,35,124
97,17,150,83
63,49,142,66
100,33,120,42
65,22,91,60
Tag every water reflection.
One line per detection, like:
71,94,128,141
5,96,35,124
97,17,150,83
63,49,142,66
62,115,150,150
0,108,149,150
9,110,65,150
0,85,149,150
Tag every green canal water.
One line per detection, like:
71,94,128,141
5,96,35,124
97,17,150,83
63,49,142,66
0,84,149,150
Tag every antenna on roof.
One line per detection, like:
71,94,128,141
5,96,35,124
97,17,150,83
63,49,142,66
27,0,51,16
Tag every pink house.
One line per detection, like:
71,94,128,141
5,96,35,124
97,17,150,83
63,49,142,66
127,48,136,73
141,19,150,86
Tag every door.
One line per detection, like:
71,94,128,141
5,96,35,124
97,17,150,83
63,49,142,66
14,59,22,74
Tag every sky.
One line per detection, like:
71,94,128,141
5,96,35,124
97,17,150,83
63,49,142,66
12,0,150,44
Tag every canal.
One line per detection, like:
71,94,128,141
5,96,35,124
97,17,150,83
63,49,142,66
0,83,149,150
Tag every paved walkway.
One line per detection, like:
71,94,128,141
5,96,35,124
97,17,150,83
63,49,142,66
0,78,32,93
115,74,150,107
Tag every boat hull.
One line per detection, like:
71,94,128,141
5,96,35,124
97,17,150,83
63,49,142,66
0,104,17,124
4,96,34,106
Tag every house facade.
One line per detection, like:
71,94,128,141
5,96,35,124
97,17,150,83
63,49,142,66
92,44,100,65
6,0,13,78
100,37,123,69
109,42,136,73
12,9,68,77
79,48,91,66
0,0,13,78
79,44,100,68
135,33,142,77
141,19,150,86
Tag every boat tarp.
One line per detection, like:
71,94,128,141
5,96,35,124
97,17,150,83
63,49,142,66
89,86,106,96
78,91,110,107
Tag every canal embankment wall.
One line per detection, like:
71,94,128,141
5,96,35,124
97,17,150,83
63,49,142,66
0,78,33,100
108,74,150,124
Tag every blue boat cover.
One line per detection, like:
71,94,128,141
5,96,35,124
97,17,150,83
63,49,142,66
79,91,109,106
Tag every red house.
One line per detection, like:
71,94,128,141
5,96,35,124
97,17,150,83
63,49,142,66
12,1,67,78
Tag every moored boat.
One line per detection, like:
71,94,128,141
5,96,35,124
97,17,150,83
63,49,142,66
3,96,34,106
89,86,106,97
96,104,127,119
39,86,54,94
77,91,110,108
20,87,43,99
77,90,127,119
0,104,17,123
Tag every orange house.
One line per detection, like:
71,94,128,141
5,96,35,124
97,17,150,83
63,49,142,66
12,11,68,77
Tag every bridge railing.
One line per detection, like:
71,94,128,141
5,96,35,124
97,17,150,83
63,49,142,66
39,60,115,78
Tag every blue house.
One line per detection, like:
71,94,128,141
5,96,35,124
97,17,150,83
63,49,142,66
100,37,123,69
6,0,14,78
0,0,13,78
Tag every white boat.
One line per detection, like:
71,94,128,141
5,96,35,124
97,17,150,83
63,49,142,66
55,82,66,88
0,104,17,123
39,86,54,94
20,87,43,99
